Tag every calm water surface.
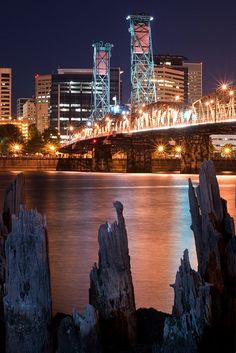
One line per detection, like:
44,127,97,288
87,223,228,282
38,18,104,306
0,171,235,314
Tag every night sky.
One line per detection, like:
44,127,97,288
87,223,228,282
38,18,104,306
1,0,236,113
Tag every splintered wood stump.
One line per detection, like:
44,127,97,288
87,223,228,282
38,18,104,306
57,305,100,353
189,161,236,323
157,249,211,353
4,208,52,353
2,173,25,232
89,201,136,348
188,160,236,350
0,173,26,350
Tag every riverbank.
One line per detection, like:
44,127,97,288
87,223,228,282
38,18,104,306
0,156,235,174
0,157,58,170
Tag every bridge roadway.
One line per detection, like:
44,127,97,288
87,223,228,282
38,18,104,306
60,120,236,173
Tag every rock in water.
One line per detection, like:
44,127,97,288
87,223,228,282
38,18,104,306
188,160,236,342
4,208,52,353
155,250,211,353
2,173,25,232
89,201,136,348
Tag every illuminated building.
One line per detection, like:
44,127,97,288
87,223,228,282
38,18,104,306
154,55,188,104
183,62,202,103
0,68,12,118
23,98,36,124
49,67,122,140
154,55,203,104
211,134,236,151
35,74,52,132
155,66,186,103
17,98,30,117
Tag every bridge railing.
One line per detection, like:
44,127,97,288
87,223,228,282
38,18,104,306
64,98,236,146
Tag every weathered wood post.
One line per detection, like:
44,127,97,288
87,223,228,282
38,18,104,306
188,160,236,348
2,172,25,232
155,249,212,353
89,201,136,348
4,208,52,353
57,304,100,353
0,173,26,351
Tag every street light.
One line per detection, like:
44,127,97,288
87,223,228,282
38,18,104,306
9,143,22,155
214,84,230,122
175,146,182,153
157,145,165,153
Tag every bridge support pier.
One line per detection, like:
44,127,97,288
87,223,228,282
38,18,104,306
92,144,112,172
127,144,152,173
180,134,212,173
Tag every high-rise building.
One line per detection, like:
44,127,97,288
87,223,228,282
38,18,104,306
23,99,36,124
17,98,31,117
183,62,202,103
155,66,186,103
35,74,52,132
0,68,12,118
49,67,122,140
154,55,188,104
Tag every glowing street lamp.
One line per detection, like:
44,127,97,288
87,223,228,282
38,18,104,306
157,145,165,153
9,143,22,154
221,145,233,158
221,84,228,91
47,144,56,154
175,146,182,153
49,145,56,152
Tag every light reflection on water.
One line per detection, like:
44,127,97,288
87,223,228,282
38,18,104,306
0,171,235,315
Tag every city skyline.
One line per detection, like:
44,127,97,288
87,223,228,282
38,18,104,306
1,0,235,112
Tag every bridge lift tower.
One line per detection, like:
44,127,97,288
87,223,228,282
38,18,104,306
127,15,156,112
91,42,113,121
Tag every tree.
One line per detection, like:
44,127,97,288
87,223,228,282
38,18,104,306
26,124,44,154
0,124,22,140
42,128,61,144
0,124,23,155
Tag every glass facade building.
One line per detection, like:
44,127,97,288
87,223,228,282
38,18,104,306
49,68,122,140
154,55,188,104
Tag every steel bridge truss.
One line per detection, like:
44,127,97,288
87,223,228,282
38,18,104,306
91,42,113,121
192,91,235,122
64,89,235,145
127,15,156,112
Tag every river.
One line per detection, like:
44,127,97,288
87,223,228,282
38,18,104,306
0,171,235,314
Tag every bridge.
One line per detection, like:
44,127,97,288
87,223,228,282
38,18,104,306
60,89,236,173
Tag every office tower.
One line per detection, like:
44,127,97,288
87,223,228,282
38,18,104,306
154,55,188,104
35,74,52,132
23,98,36,124
183,62,203,103
49,67,122,140
0,68,12,118
17,98,31,117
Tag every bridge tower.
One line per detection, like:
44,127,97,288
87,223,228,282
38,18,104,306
91,42,113,121
127,14,156,112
